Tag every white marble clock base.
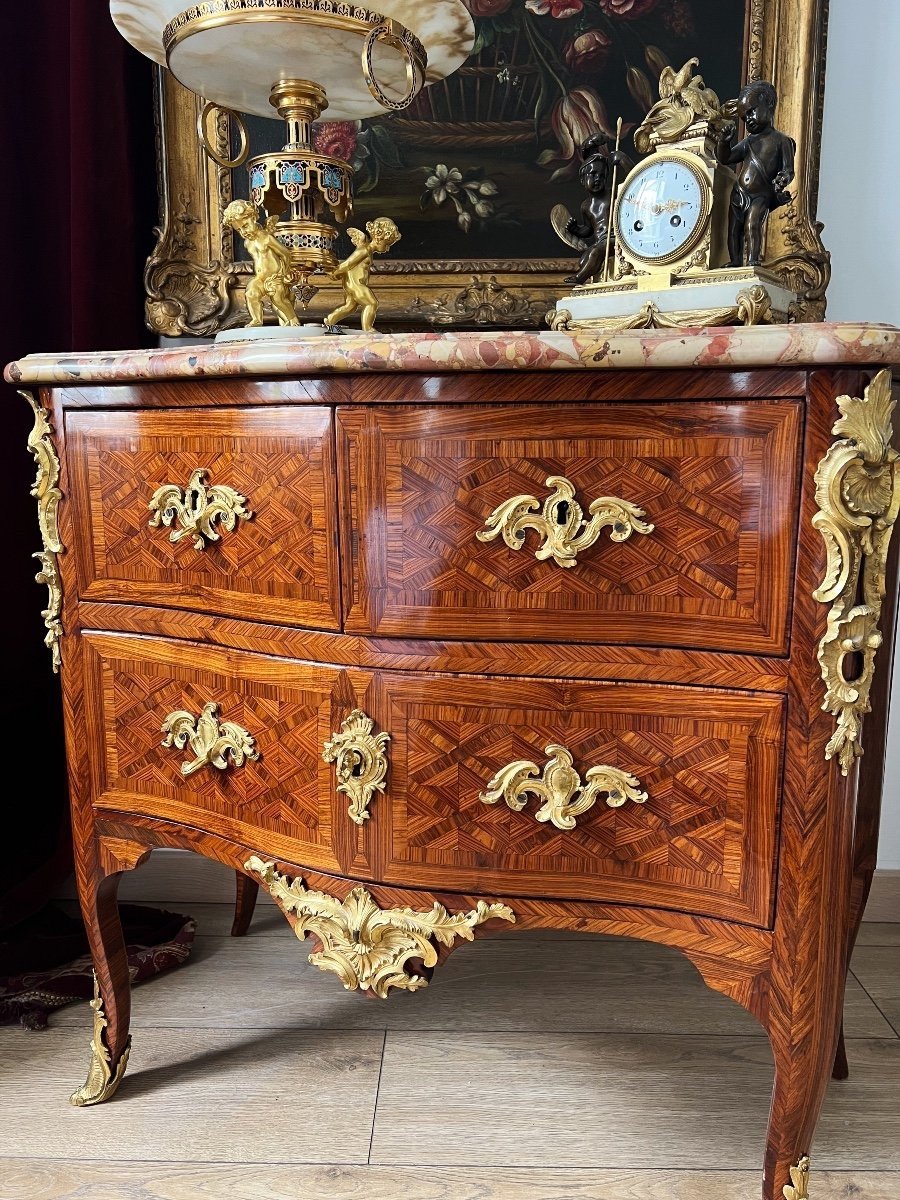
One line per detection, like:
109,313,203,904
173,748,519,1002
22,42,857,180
215,323,338,344
556,267,797,329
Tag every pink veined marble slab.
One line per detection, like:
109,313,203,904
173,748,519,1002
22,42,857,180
5,323,900,385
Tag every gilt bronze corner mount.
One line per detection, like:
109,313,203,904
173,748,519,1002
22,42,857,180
813,370,900,774
22,390,63,672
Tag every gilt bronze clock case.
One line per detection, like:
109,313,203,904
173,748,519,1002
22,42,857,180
613,132,734,281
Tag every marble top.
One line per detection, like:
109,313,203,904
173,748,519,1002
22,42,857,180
5,324,900,386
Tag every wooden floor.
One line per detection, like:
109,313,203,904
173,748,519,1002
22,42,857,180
2,861,898,1200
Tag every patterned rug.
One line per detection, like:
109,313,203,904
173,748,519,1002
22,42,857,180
0,903,195,1029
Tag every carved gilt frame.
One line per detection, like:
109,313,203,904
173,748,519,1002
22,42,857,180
145,0,830,337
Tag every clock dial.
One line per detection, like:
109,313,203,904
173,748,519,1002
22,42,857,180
616,158,707,264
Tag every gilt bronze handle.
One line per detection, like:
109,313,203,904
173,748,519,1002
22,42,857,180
148,468,252,551
480,744,648,831
197,102,249,169
361,19,426,112
476,474,653,568
161,702,259,777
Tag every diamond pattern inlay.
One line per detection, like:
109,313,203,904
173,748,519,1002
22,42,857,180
400,715,734,874
344,402,800,654
102,656,330,844
394,453,750,605
69,408,340,628
99,446,322,594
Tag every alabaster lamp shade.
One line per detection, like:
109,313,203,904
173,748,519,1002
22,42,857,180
111,0,475,121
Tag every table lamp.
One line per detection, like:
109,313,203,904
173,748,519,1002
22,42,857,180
111,0,474,337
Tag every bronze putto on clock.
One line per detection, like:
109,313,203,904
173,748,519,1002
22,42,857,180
716,80,796,267
549,55,802,332
551,134,632,288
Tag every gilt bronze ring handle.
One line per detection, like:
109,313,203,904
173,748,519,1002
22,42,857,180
361,19,426,112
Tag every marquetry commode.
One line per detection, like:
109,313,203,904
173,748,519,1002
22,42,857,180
7,323,900,1200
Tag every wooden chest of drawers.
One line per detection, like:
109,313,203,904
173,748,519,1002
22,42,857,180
8,324,900,1200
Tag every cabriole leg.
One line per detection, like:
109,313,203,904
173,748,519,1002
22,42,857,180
70,868,132,1106
761,990,843,1199
231,870,259,937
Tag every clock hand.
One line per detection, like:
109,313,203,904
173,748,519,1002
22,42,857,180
628,196,662,213
651,199,691,216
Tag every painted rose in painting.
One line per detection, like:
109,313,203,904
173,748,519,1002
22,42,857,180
461,0,513,15
597,0,660,17
564,29,612,73
525,0,584,18
312,121,359,162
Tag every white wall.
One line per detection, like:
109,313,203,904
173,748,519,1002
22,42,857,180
819,0,900,865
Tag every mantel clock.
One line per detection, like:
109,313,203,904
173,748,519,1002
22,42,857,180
553,58,799,333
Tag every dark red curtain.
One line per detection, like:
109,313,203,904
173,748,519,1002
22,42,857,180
0,4,157,928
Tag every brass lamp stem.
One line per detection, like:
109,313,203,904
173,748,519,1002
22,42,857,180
269,79,328,150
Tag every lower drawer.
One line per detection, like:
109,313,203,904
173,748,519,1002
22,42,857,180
81,631,376,880
80,630,783,928
377,672,784,927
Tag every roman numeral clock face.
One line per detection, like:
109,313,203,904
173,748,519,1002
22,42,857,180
616,157,708,266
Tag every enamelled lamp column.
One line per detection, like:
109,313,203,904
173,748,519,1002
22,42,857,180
111,1,474,335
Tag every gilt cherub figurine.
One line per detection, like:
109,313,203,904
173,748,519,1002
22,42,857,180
222,200,300,328
325,218,401,333
716,80,795,267
551,134,631,286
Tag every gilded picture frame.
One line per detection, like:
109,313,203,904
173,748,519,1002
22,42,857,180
145,0,830,337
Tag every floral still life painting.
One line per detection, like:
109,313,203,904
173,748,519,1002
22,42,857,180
232,0,747,262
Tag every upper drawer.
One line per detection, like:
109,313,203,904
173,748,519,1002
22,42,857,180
339,402,802,654
66,408,340,629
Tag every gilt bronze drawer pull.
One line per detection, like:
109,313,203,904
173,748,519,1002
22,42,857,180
480,744,648,831
476,474,653,568
161,702,259,777
323,708,390,825
148,468,252,551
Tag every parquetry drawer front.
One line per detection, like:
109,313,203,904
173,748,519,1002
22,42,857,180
81,631,377,878
339,403,801,654
66,408,340,628
378,671,784,927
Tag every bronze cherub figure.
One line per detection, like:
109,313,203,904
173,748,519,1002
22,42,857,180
551,133,631,287
716,80,795,267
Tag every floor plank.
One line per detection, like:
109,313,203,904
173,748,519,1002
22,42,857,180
0,1026,383,1164
850,947,900,1033
855,922,900,947
46,932,896,1039
371,1032,900,1171
863,872,900,922
1,1161,898,1200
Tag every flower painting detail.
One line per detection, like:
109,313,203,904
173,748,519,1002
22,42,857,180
236,0,747,261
